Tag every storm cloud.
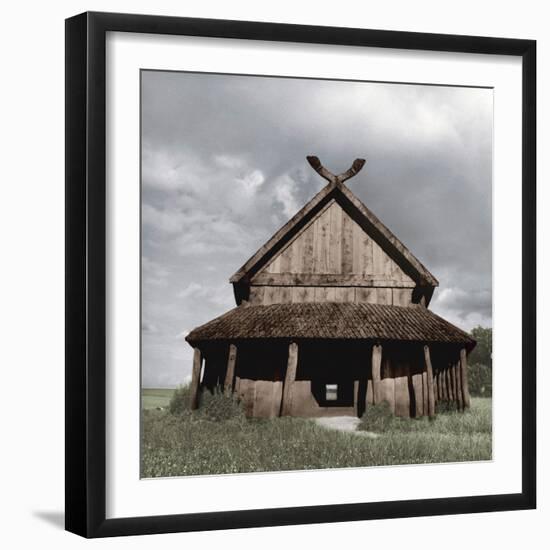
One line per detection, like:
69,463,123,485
141,70,492,388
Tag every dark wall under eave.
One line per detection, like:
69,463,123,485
197,339,466,419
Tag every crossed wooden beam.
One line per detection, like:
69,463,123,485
306,155,366,185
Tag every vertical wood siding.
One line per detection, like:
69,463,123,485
260,201,413,283
249,285,413,305
249,200,416,306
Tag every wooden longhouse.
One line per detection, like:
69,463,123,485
186,156,475,418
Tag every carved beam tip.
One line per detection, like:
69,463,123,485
306,155,321,169
352,158,366,172
306,155,335,183
306,155,366,184
339,158,366,183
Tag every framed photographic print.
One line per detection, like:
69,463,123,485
65,11,536,538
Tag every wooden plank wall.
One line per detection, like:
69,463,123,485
366,350,431,418
247,200,417,306
393,361,410,417
249,285,413,305
379,357,396,414
260,201,413,283
229,348,467,419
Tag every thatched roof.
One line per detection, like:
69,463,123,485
186,303,475,348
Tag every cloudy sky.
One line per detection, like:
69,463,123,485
141,70,492,388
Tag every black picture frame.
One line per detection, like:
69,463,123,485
65,11,536,538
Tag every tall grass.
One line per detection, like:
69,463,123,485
141,393,492,478
359,398,492,436
167,384,192,415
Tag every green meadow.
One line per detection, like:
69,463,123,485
141,388,175,410
141,387,491,478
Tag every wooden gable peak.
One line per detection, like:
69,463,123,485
230,157,438,288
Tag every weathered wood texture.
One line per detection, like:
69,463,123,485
249,285,412,306
366,378,374,405
247,198,418,307
281,342,299,416
244,380,283,418
454,361,464,411
423,345,436,418
368,352,435,418
393,362,410,417
258,201,413,284
371,344,382,404
422,371,428,414
224,344,237,393
460,347,471,408
412,372,424,417
441,366,448,401
215,343,468,419
380,357,396,414
446,365,454,402
231,173,438,291
307,155,366,185
251,272,416,287
190,348,202,410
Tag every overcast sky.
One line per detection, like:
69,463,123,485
141,70,492,388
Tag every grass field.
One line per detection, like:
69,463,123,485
141,389,492,478
142,388,175,409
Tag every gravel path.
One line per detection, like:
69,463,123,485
314,416,379,438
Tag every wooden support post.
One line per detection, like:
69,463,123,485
281,342,298,416
190,348,202,410
224,344,237,393
449,364,454,404
460,348,471,408
366,378,374,405
446,365,454,402
354,380,360,417
412,371,424,417
450,362,458,409
450,361,457,409
422,371,428,415
454,360,464,411
423,345,436,418
394,363,410,417
372,344,382,404
441,367,447,401
381,358,396,414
